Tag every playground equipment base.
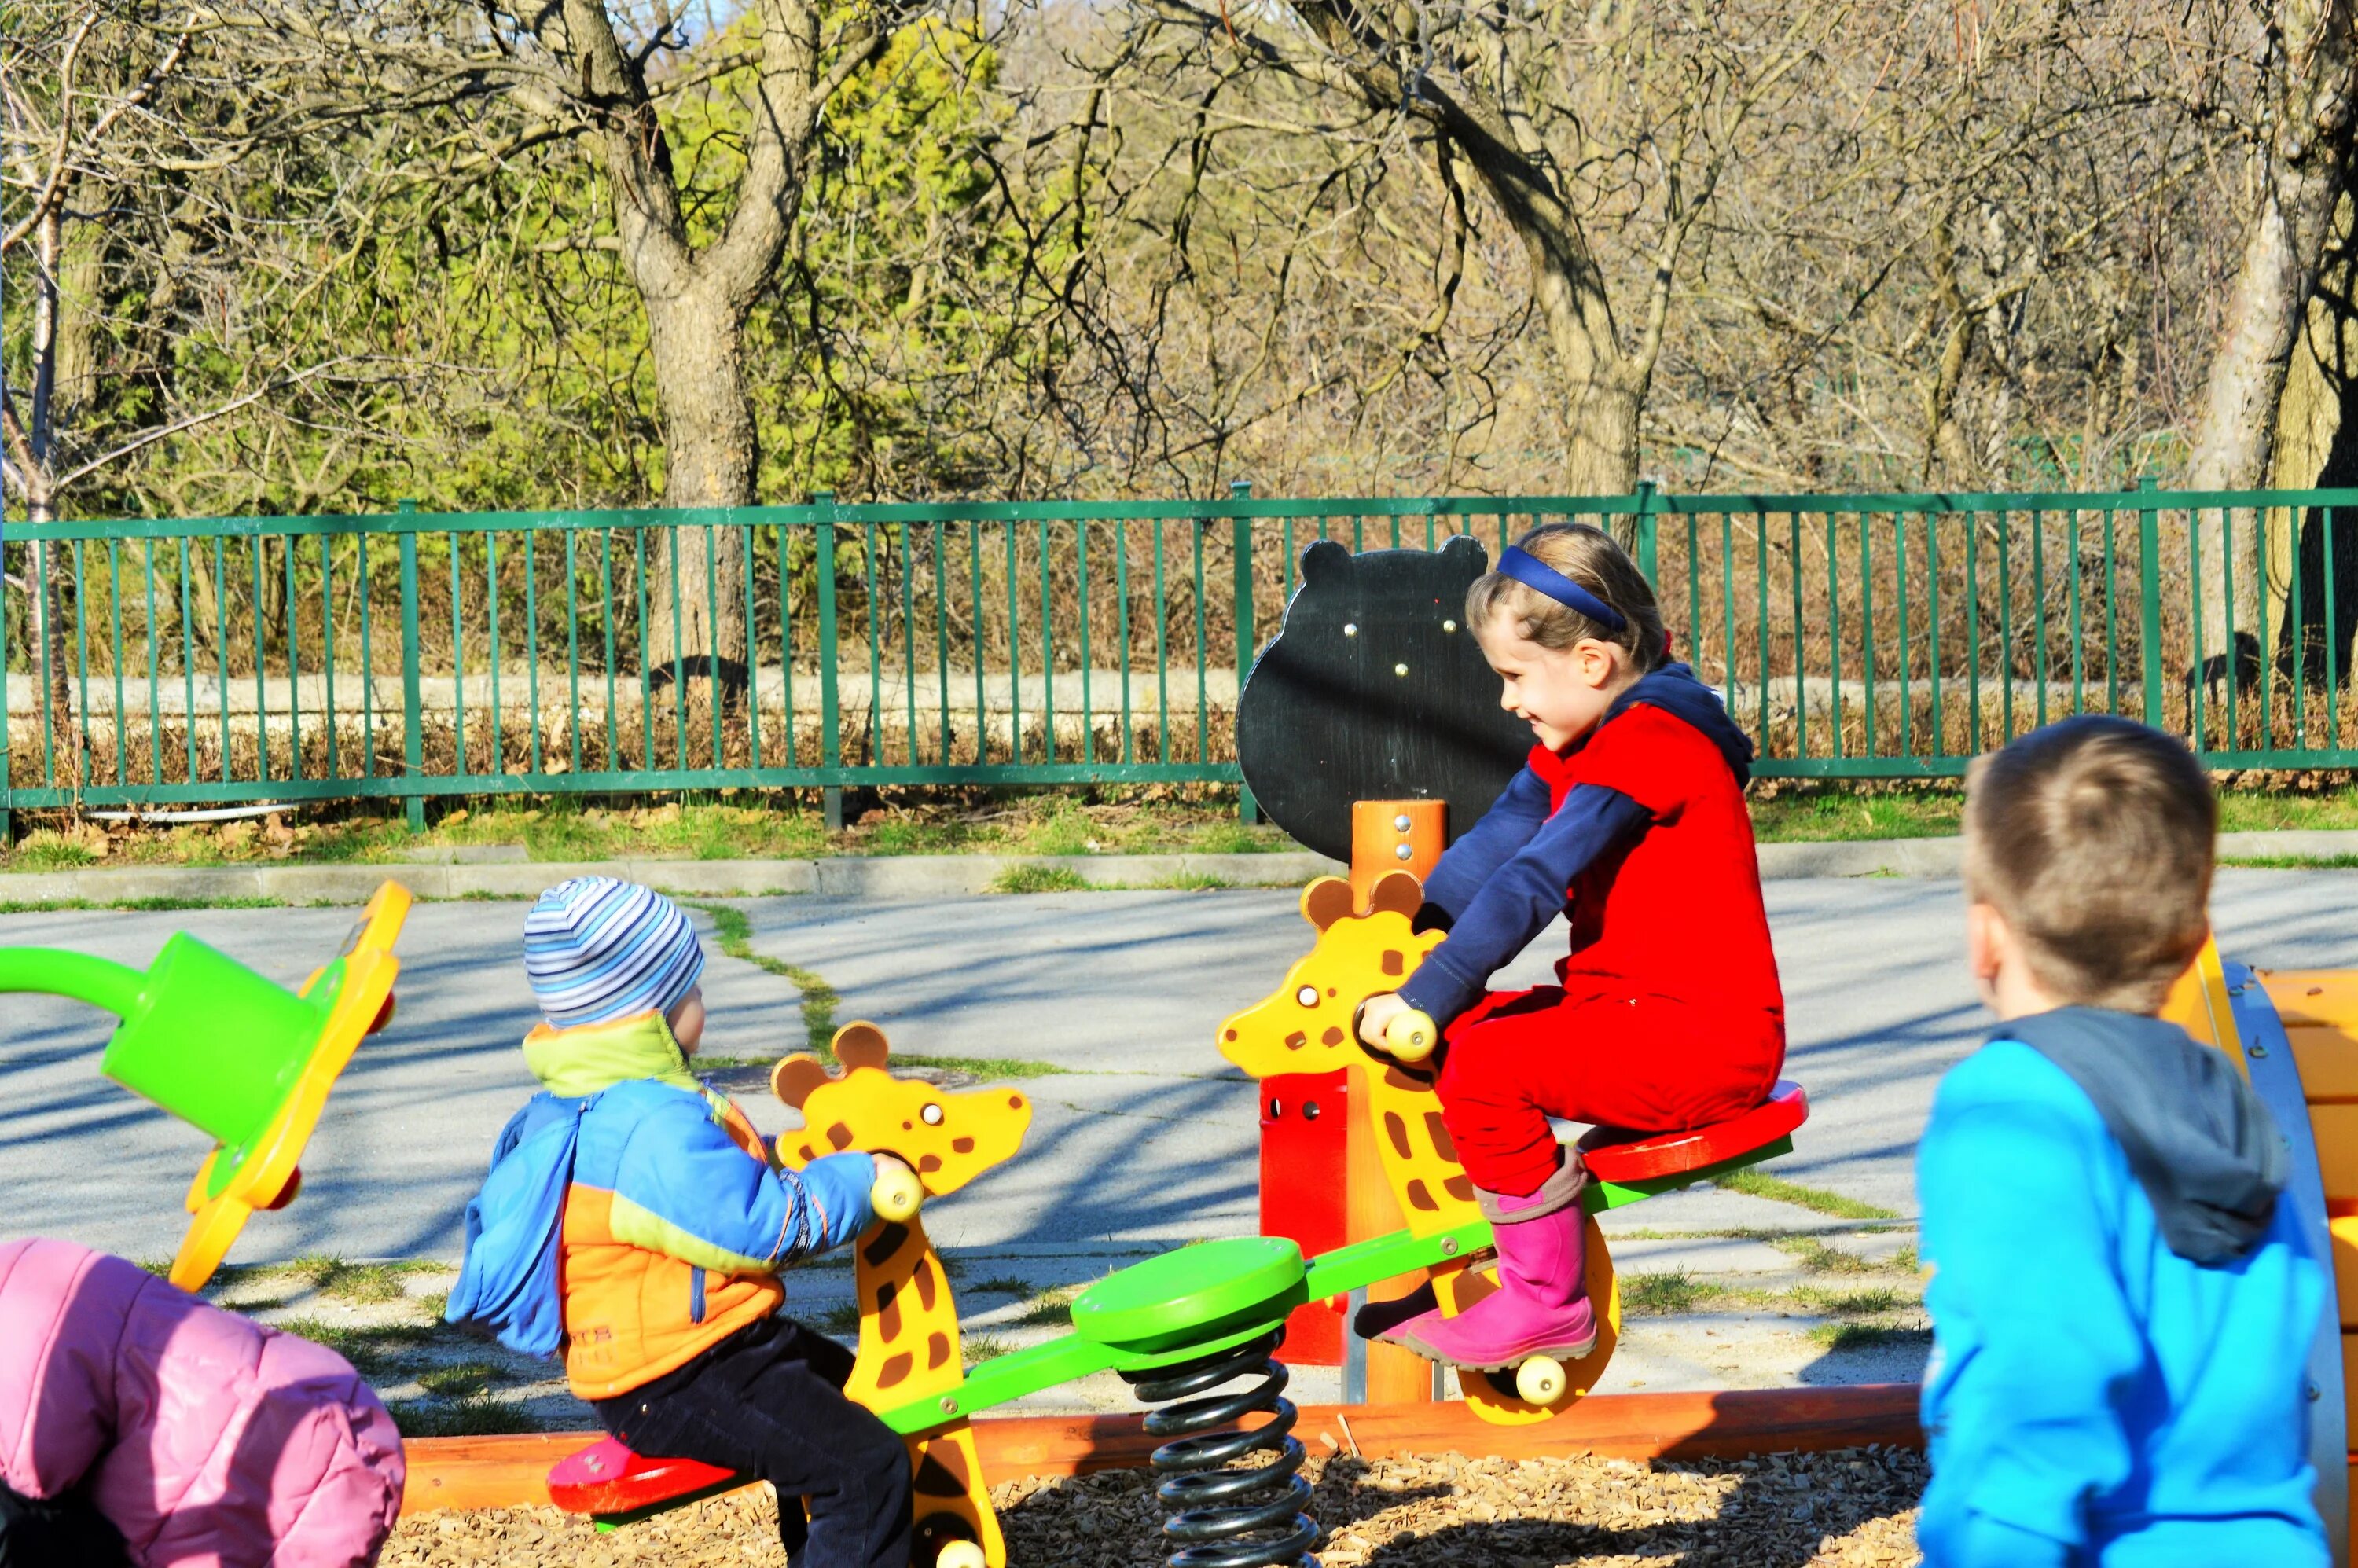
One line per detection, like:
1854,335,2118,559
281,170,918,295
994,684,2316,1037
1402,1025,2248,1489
398,1385,1925,1515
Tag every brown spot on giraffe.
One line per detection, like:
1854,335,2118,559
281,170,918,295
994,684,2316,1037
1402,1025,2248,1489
864,1225,909,1269
927,1331,952,1370
1443,1174,1476,1203
1284,1031,1309,1051
1383,1111,1413,1162
798,1144,816,1162
875,1280,902,1341
1425,1112,1457,1163
913,1258,938,1312
875,1351,915,1390
1404,1179,1440,1212
825,1122,854,1151
919,1154,944,1174
952,1137,975,1154
1321,1026,1345,1046
1381,949,1405,976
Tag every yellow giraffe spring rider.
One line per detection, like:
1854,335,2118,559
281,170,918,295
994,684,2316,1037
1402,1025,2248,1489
1220,868,1810,1419
547,1023,1031,1568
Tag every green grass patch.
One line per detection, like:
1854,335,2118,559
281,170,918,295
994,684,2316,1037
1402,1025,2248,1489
1769,1236,1879,1275
0,896,289,913
1618,1269,1731,1316
894,1052,1068,1081
962,1333,1017,1366
1787,1285,1915,1316
415,1361,505,1398
689,902,839,1059
1013,1286,1081,1328
387,1395,545,1439
274,1319,435,1378
276,1255,440,1304
970,1276,1034,1296
1807,1322,1931,1352
1152,872,1233,891
991,864,1093,894
818,1301,865,1336
1713,1169,1897,1221
2221,853,2358,869
0,796,1294,873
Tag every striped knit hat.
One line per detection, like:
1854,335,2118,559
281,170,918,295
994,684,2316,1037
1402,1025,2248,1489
523,877,706,1030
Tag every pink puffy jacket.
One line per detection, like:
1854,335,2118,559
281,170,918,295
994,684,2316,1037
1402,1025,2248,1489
0,1238,405,1567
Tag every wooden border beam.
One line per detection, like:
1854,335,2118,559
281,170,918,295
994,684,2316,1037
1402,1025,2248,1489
401,1383,1926,1515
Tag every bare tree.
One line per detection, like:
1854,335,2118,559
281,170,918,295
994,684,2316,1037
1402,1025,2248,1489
2183,0,2358,691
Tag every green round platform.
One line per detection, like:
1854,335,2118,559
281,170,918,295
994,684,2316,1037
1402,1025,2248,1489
1071,1236,1305,1352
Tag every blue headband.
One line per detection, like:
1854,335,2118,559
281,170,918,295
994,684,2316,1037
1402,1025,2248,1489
1497,546,1628,633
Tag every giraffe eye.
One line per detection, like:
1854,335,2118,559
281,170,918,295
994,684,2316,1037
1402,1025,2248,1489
920,1103,944,1126
1296,986,1319,1008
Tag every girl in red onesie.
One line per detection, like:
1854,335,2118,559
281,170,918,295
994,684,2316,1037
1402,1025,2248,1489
1355,523,1785,1372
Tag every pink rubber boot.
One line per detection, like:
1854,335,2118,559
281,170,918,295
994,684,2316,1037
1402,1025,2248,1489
1394,1159,1596,1370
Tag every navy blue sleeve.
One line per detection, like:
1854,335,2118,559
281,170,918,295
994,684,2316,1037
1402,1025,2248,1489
1416,766,1552,927
1396,784,1650,1026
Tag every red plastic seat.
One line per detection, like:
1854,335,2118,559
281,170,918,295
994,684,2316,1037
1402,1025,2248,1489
547,1437,748,1518
1578,1079,1808,1184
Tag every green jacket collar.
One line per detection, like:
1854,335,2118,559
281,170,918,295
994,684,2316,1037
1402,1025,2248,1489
522,1012,700,1098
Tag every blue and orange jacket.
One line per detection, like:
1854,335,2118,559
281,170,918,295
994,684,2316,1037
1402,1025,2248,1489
513,1012,876,1398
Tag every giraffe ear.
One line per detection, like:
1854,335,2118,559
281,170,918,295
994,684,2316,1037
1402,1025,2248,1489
832,1021,891,1073
1366,869,1423,919
1301,877,1357,932
772,1053,833,1110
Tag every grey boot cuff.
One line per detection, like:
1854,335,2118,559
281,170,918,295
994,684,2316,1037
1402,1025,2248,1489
1476,1154,1589,1224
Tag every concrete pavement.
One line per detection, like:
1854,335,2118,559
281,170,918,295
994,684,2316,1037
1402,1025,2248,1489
5,869,2356,1271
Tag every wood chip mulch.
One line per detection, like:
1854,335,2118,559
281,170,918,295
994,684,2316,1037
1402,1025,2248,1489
380,1445,1926,1566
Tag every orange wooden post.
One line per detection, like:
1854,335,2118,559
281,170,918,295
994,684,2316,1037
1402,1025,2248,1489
1348,800,1446,1404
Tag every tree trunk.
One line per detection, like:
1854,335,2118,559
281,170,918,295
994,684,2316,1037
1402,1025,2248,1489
2266,196,2358,716
641,283,751,698
27,207,78,785
2183,0,2358,714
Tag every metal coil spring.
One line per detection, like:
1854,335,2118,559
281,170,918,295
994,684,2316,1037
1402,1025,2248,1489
1118,1328,1319,1568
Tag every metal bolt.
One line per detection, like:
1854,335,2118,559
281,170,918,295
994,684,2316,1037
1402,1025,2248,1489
1394,663,1409,677
2250,1042,2270,1059
1440,1237,1460,1256
2310,1382,2324,1401
1343,622,1358,637
1442,619,1458,633
1394,813,1412,832
942,1396,960,1415
1394,843,1413,861
1303,1100,1321,1119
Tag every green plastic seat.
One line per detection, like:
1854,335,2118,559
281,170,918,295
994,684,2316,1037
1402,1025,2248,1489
1071,1236,1306,1354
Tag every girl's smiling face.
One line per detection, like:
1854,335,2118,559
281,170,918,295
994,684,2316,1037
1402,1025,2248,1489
1472,611,1640,751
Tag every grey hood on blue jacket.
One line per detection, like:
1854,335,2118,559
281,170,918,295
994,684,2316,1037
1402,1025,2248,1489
1999,1006,2286,1265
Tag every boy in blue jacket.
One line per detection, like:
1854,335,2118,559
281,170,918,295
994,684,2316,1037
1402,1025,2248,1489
453,877,910,1568
1919,715,2327,1566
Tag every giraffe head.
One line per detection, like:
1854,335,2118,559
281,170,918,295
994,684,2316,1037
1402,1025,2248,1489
1217,870,1444,1078
772,1021,1031,1196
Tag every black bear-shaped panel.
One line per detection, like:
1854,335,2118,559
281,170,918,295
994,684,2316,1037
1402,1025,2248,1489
1236,535,1533,862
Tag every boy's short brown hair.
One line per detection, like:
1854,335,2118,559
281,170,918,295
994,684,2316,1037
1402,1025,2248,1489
1963,716,2217,1012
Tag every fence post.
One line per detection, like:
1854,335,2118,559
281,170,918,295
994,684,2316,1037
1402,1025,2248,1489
397,500,424,833
814,492,844,833
1634,479,1660,583
2139,476,2165,731
1230,479,1258,824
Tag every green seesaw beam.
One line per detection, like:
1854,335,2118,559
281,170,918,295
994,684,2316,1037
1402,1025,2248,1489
0,948,148,1017
872,1136,1797,1437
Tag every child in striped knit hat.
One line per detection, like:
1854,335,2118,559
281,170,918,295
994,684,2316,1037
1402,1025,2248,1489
475,876,914,1567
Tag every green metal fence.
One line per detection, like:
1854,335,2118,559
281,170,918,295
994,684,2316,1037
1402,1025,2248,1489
5,484,2356,832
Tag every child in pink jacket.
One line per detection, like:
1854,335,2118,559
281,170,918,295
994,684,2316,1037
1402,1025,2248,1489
0,1237,405,1567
